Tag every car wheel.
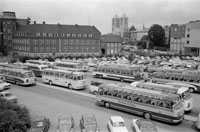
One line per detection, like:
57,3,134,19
49,80,53,85
144,112,151,119
68,84,73,89
105,102,110,108
189,88,195,93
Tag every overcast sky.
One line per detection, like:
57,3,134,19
1,0,200,34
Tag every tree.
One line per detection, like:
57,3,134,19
148,24,165,47
0,99,31,132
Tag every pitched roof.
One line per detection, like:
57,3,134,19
16,24,101,35
101,34,122,43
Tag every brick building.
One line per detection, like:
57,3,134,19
100,34,122,55
13,23,101,57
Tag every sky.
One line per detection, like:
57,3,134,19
1,0,200,34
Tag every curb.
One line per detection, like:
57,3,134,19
37,82,96,99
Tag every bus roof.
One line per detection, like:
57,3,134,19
0,67,32,73
43,68,84,74
55,61,81,65
24,63,48,67
99,83,180,102
97,64,141,70
0,63,27,68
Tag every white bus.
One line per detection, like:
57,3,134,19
0,63,29,70
0,67,36,86
131,81,193,112
26,59,54,67
42,68,87,90
23,63,48,77
54,61,84,72
93,64,143,82
96,83,184,124
61,59,89,72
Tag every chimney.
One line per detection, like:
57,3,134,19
34,21,36,24
43,21,45,24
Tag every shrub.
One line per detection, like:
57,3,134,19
0,99,31,132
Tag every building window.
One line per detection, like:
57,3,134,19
52,47,56,52
34,47,38,52
36,33,41,36
66,33,70,37
83,34,87,37
49,33,53,37
46,47,50,52
174,28,177,31
187,41,189,44
88,34,92,37
40,47,44,52
72,34,76,37
75,39,79,45
52,39,56,44
8,29,11,33
61,33,65,37
43,33,47,37
187,34,190,38
64,47,68,52
39,39,44,44
64,39,68,45
187,28,190,32
78,34,82,37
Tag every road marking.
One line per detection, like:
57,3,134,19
37,82,96,99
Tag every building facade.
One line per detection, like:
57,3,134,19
170,24,186,54
100,34,122,55
0,11,17,55
184,20,200,55
112,14,128,37
13,23,101,57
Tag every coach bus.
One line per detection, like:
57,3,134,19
151,71,200,93
131,81,193,112
0,67,36,85
26,60,54,67
42,68,87,90
23,63,48,77
96,83,184,123
54,61,84,72
0,63,28,70
61,59,89,72
147,66,184,74
93,64,143,82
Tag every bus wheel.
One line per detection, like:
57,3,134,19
49,80,53,85
68,84,73,89
105,102,110,108
144,112,151,119
189,88,195,93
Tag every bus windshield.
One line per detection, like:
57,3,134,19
23,72,34,78
181,90,190,99
74,75,86,80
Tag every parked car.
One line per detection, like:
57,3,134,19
0,91,17,103
57,115,74,132
90,80,103,95
107,116,128,132
80,113,100,132
0,79,11,91
131,119,157,132
29,116,50,132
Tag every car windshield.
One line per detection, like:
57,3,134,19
113,122,125,127
32,121,44,128
140,125,157,132
84,118,96,125
5,93,11,97
59,119,72,125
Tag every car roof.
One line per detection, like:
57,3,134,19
110,116,124,122
82,113,95,119
34,116,46,121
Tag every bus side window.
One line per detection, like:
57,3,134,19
164,102,171,109
55,73,59,77
157,101,164,107
145,98,152,104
